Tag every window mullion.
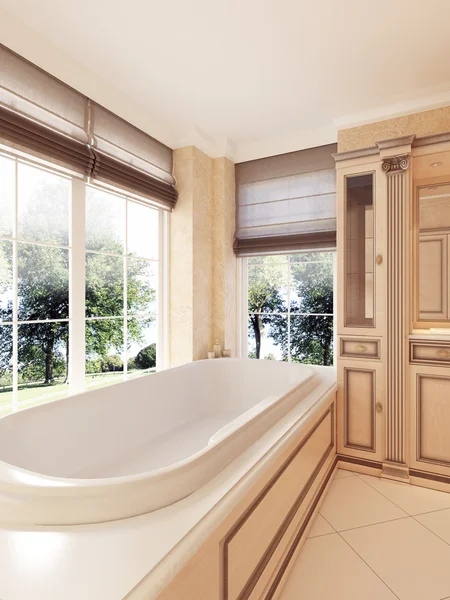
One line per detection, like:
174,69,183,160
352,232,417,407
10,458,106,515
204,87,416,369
123,200,128,378
12,158,18,410
69,178,86,395
287,257,291,362
158,209,168,370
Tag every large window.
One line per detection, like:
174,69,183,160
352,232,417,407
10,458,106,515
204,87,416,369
0,151,166,416
245,253,334,365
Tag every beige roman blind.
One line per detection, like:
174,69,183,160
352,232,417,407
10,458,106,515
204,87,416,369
234,143,337,256
0,44,177,208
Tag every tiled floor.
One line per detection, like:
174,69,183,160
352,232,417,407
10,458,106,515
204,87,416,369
280,469,450,600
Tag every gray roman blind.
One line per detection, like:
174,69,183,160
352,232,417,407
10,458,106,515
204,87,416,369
234,143,338,256
0,44,177,209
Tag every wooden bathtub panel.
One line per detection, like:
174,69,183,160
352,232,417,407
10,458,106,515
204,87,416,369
225,409,333,600
247,452,336,600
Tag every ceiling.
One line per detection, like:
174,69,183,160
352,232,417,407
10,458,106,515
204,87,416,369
1,0,450,162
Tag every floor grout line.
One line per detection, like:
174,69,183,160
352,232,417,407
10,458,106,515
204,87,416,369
354,471,450,519
336,515,411,534
413,506,450,517
317,512,337,533
412,514,450,549
336,530,401,600
306,509,401,600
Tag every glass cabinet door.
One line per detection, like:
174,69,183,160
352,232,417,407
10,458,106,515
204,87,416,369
344,173,375,328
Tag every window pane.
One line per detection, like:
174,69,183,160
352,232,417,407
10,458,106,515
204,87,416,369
85,318,125,389
289,252,331,264
17,322,69,407
0,240,13,322
0,155,15,238
127,258,157,316
127,318,156,376
18,243,69,321
289,315,334,366
290,254,334,314
127,202,159,260
85,187,125,253
18,163,70,246
248,314,286,360
85,253,124,317
248,259,288,314
0,325,13,413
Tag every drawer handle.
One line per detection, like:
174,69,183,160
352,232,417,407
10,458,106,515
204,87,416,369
376,255,383,265
437,349,450,359
355,344,368,353
376,402,383,413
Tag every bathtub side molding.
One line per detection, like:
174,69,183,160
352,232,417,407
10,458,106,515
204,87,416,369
147,395,337,600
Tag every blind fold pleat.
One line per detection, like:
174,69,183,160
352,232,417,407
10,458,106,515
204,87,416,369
0,44,177,209
234,144,338,256
0,105,95,173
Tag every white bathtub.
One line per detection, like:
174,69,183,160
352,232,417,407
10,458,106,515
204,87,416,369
0,359,325,526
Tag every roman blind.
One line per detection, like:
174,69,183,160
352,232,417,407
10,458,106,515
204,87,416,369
234,143,337,256
0,44,177,209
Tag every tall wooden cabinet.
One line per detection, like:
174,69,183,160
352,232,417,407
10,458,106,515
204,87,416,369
336,157,386,465
336,134,450,489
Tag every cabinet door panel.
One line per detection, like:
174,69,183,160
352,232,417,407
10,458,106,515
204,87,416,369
410,366,450,475
338,360,384,462
337,161,386,336
418,234,447,321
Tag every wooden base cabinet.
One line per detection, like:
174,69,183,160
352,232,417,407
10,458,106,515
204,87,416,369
337,360,384,463
410,365,450,478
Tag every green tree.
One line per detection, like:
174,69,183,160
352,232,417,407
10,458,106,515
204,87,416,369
247,257,287,358
134,343,156,370
247,254,334,366
100,354,123,372
0,177,157,387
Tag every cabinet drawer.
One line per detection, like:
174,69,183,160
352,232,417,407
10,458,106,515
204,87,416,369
410,341,450,366
340,337,380,359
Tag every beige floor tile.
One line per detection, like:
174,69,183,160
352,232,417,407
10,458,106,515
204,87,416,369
342,517,450,600
359,474,450,516
416,508,450,545
334,468,356,479
279,533,397,600
307,513,334,538
320,475,407,532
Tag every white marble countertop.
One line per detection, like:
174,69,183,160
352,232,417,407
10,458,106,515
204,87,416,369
0,368,336,600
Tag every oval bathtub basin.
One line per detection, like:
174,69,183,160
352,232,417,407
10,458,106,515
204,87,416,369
0,359,321,525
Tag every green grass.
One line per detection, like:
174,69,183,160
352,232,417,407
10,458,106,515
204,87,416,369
0,369,154,416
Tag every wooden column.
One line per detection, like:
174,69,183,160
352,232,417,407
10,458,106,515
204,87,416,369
379,138,414,480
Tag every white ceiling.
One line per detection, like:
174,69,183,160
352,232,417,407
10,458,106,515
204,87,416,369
1,0,450,162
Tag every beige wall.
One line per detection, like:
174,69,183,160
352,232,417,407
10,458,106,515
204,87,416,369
169,147,237,367
338,106,450,152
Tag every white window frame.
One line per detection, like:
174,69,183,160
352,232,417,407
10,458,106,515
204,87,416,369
0,146,168,413
239,252,337,365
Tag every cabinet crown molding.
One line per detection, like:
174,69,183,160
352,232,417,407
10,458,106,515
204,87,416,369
376,135,416,151
381,154,410,174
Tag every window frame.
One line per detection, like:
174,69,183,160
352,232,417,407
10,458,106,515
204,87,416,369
239,252,337,365
0,146,168,414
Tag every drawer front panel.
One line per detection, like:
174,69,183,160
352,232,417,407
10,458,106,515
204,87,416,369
410,341,450,366
340,337,380,359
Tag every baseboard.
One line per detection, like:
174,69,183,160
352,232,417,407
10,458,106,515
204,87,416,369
337,454,383,476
